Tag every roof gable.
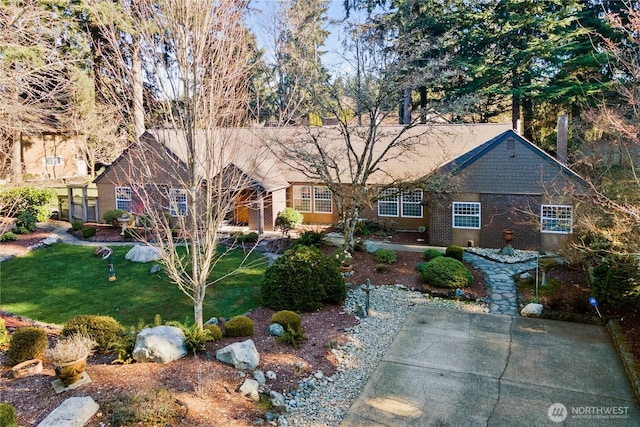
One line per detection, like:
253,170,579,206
437,130,587,195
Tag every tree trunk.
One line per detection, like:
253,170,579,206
132,37,144,142
403,88,412,125
419,86,427,124
522,95,533,142
512,93,520,133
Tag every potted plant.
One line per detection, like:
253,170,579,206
335,249,353,272
45,334,96,385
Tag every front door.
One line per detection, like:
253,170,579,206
234,192,250,225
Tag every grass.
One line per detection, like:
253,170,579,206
0,244,267,328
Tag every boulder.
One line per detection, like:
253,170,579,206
149,264,161,274
364,241,380,254
42,237,59,246
205,317,219,326
36,396,99,427
216,339,260,370
266,370,277,380
125,245,162,263
132,325,187,363
239,378,260,401
268,323,285,337
521,303,544,317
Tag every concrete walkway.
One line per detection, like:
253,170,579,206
342,307,640,426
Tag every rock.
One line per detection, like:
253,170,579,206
216,339,260,370
253,370,266,385
125,245,162,263
314,371,324,380
268,323,284,337
455,288,465,297
277,415,289,426
36,396,99,427
520,272,531,280
205,317,219,326
270,390,286,408
364,241,379,253
239,378,260,401
132,325,187,363
521,303,544,317
266,370,277,380
42,237,59,246
149,264,161,274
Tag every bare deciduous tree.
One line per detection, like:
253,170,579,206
92,0,265,329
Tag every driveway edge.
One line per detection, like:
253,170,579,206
607,319,640,405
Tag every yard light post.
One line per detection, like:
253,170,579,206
361,278,374,315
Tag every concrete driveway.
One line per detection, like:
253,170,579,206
341,307,639,426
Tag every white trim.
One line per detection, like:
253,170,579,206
452,202,481,229
377,188,399,217
169,188,188,217
293,185,312,213
115,186,132,211
541,204,573,234
401,190,423,218
313,186,333,214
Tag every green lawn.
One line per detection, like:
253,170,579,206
0,244,267,328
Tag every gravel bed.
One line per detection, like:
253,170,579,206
281,285,488,426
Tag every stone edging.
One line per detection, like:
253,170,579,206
607,319,640,405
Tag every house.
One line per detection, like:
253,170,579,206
94,124,590,252
1,114,88,182
94,124,511,234
428,129,588,252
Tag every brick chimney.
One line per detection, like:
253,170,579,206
557,115,568,165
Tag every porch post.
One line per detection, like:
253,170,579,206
82,186,88,223
257,191,264,235
67,187,74,221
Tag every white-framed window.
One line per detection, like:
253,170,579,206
115,186,132,211
402,190,423,218
453,202,481,229
169,188,188,217
541,205,573,234
314,186,332,213
43,156,63,166
378,188,399,217
293,185,312,212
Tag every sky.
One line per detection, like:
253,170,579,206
247,0,368,73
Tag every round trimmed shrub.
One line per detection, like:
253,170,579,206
420,257,473,289
374,249,397,264
271,310,302,333
261,245,345,312
103,209,126,226
15,211,37,234
0,403,16,427
275,207,303,235
225,316,254,337
203,324,222,341
81,226,97,238
423,249,443,262
62,315,121,352
71,220,84,231
445,245,464,261
7,326,48,366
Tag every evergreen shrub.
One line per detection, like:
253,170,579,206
7,326,48,366
445,245,464,261
420,257,473,289
62,315,121,352
271,310,302,333
423,249,443,261
261,245,345,311
225,315,254,337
